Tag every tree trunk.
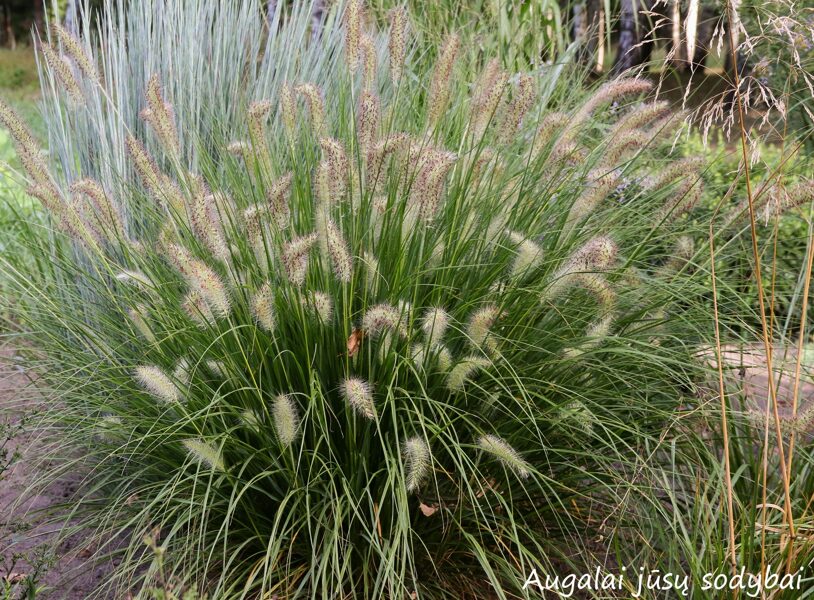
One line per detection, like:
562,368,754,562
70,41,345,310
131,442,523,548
613,0,641,73
2,2,16,50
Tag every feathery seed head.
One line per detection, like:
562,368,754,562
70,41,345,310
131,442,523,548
325,219,353,283
182,290,216,327
362,303,405,338
411,149,457,222
508,232,543,277
128,305,155,343
182,438,225,472
427,34,460,129
471,59,508,139
282,233,318,287
71,178,125,236
498,74,536,142
340,377,376,419
116,270,153,288
125,135,185,212
143,75,179,154
477,433,530,478
280,83,297,143
421,307,450,347
403,436,431,492
611,101,671,137
467,305,501,352
359,35,377,90
358,91,381,154
247,100,273,167
447,356,491,391
41,43,83,104
173,358,192,386
135,365,179,403
388,8,408,85
436,345,453,372
344,0,363,71
272,394,300,447
362,251,380,290
320,138,349,202
251,282,277,332
267,173,293,229
296,83,327,139
52,23,98,83
305,291,334,322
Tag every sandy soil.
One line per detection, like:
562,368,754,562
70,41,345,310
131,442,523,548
0,345,116,599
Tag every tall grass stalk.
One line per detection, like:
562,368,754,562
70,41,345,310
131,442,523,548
0,0,782,598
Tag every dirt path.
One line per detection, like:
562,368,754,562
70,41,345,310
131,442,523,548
0,345,115,599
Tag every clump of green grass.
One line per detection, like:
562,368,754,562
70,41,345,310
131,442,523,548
0,1,764,598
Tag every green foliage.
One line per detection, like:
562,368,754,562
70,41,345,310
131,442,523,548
4,1,811,599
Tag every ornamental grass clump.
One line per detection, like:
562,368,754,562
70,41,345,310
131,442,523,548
1,1,737,597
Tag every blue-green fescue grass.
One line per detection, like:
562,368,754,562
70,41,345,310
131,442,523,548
2,0,809,598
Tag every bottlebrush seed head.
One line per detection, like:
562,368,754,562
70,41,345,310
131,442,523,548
173,358,192,386
421,307,450,347
611,101,671,138
304,291,334,322
563,78,653,144
344,0,363,72
360,35,377,90
267,173,293,229
498,74,536,142
358,91,381,154
128,305,155,343
427,33,460,129
471,59,508,139
143,74,179,154
272,393,300,447
436,345,453,372
362,303,405,338
341,377,376,420
282,233,318,287
466,305,501,352
52,23,99,83
403,436,431,492
247,100,273,167
251,282,277,332
411,149,457,222
389,7,408,85
325,219,353,283
0,100,41,159
116,270,154,289
446,356,491,391
362,251,380,290
182,290,216,327
41,43,83,104
70,178,125,236
508,232,543,277
296,83,327,139
280,82,297,143
182,438,225,472
477,433,530,479
135,365,179,403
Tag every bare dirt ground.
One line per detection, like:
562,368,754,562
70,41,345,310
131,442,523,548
0,345,116,599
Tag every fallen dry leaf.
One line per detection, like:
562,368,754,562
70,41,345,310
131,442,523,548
347,329,364,357
3,573,26,584
419,502,437,517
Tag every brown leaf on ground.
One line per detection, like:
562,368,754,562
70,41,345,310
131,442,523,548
419,502,437,517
